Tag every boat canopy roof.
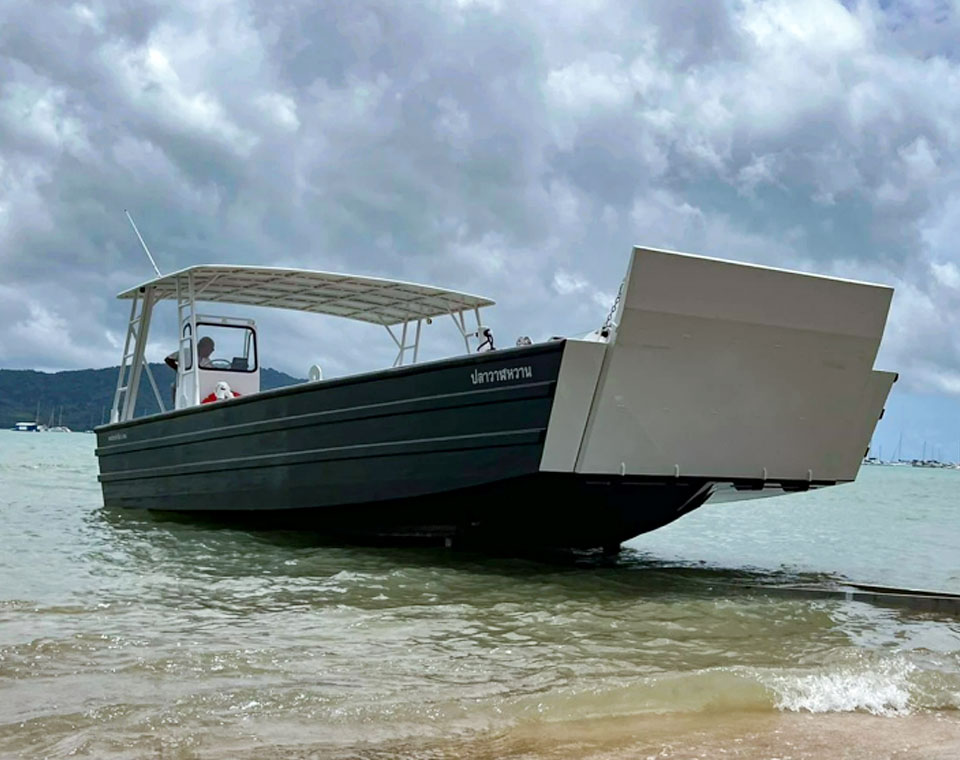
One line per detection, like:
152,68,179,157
118,265,495,326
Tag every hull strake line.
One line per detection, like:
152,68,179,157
99,428,546,482
97,381,556,457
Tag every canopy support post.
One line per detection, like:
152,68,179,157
386,318,423,367
412,319,422,363
120,285,156,422
175,272,201,409
385,324,402,366
143,359,166,415
450,311,472,353
110,292,140,424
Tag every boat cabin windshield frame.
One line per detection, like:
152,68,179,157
109,265,495,424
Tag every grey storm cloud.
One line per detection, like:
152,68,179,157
2,0,960,395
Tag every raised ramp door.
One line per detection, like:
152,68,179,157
574,247,895,484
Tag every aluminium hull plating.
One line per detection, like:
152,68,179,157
96,342,706,549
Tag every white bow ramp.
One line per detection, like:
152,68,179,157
541,246,895,492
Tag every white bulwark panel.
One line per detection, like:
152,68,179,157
539,340,607,472
570,246,894,483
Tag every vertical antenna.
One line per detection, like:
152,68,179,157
124,209,162,277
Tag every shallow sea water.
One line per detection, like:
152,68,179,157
1,430,959,759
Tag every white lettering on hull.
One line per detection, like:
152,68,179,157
470,366,533,385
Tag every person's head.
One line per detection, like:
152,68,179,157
198,336,215,358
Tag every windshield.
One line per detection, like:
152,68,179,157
195,323,258,372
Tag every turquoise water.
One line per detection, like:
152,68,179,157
1,430,958,758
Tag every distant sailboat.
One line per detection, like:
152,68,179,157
889,431,908,465
48,405,72,433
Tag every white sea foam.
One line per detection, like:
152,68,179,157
771,661,915,716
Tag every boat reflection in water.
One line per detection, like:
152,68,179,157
95,246,896,552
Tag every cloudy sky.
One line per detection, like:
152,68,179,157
1,0,959,457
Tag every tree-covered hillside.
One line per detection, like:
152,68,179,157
0,365,304,430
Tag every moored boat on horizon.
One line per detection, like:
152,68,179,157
95,246,897,551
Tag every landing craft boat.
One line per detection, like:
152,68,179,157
95,246,896,551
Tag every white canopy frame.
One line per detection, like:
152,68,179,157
382,306,483,368
110,265,495,423
109,285,168,423
117,265,495,325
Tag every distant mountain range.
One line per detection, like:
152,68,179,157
0,365,304,430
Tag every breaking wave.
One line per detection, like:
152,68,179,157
509,657,960,723
769,662,915,715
